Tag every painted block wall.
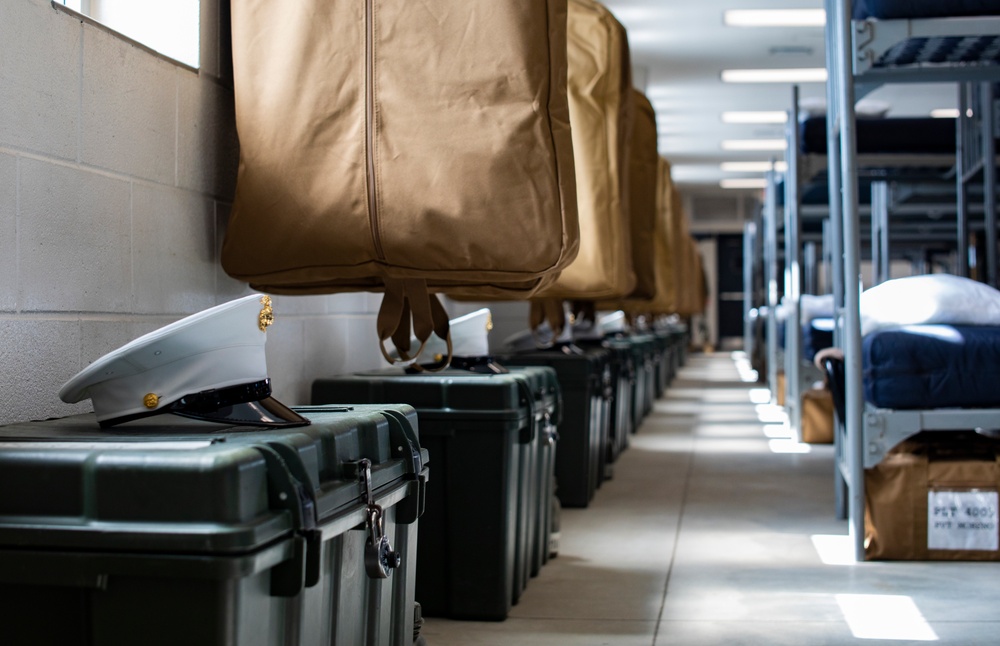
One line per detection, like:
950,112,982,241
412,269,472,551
0,0,535,427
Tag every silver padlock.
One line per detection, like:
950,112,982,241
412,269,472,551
364,505,402,579
543,412,559,446
358,459,402,579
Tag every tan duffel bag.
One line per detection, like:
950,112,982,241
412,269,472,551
222,0,579,362
865,433,1000,561
801,387,835,444
532,0,634,302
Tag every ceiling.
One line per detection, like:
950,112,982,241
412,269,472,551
600,0,960,203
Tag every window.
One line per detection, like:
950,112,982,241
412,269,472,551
60,0,200,69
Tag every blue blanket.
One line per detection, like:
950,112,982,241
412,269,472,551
854,0,1000,20
863,324,1000,408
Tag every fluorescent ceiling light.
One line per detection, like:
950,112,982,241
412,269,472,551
722,68,828,83
931,108,959,118
721,161,787,172
721,178,768,190
721,111,788,124
721,139,787,151
724,9,826,27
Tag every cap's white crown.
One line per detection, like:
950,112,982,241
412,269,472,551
555,317,574,343
600,311,627,335
571,313,601,341
407,308,492,360
59,294,272,423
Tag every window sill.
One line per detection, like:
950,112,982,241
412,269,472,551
51,1,199,74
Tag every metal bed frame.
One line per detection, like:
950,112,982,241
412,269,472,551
825,0,1000,562
769,91,965,447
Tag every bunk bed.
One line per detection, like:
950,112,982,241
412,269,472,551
774,85,965,442
824,0,1000,561
827,273,1000,465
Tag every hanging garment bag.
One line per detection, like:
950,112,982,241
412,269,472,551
596,90,658,313
606,156,676,316
531,0,635,302
669,188,693,316
676,231,700,316
624,90,659,300
222,0,579,362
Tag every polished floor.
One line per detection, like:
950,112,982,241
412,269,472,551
420,353,1000,645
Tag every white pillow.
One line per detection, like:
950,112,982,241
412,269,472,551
860,274,1000,336
800,293,835,322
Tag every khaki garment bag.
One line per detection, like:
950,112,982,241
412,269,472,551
678,236,702,317
596,89,657,318
652,158,679,315
222,0,579,362
624,90,659,300
532,0,635,302
669,190,695,316
613,157,677,316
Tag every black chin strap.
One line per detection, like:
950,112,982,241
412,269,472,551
169,380,273,413
99,379,310,429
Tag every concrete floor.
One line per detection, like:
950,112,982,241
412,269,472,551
420,353,1000,645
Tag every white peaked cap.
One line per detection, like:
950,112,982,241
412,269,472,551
555,312,575,344
422,308,492,359
59,294,307,428
600,311,628,335
571,315,601,341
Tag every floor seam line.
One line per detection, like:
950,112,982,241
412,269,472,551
650,377,700,645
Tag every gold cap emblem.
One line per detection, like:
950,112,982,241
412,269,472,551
486,312,494,333
258,296,274,332
143,393,159,409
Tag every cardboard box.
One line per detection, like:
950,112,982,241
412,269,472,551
865,432,1000,560
801,388,834,444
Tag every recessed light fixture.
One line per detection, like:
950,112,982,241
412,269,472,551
769,46,815,56
722,68,828,83
723,9,826,27
930,108,959,119
721,139,787,151
721,111,788,124
721,178,769,189
721,161,788,172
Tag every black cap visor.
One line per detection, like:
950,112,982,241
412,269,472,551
171,396,310,428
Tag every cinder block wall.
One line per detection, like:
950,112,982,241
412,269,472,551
0,0,391,425
0,0,533,427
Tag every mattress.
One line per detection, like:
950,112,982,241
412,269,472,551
877,35,1000,67
800,116,956,156
778,178,884,206
852,1,1000,68
854,0,1000,20
863,324,1000,409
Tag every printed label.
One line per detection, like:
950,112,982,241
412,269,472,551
927,490,999,551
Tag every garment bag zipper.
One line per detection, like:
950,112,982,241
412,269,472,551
365,0,386,260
